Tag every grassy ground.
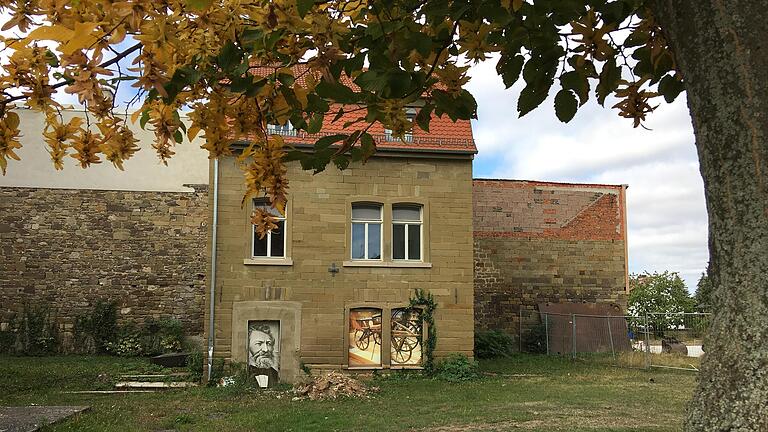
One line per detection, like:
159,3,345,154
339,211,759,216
0,355,696,431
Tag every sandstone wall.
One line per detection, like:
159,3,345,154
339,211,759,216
209,156,474,367
0,186,209,347
473,180,628,339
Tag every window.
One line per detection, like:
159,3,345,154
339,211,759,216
351,203,382,260
346,305,424,369
384,110,416,142
267,122,295,136
252,198,286,258
393,204,422,261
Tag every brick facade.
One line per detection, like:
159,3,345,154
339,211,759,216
473,179,628,340
0,186,209,349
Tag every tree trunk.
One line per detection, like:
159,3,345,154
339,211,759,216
651,1,768,430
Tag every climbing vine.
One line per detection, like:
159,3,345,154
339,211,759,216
407,288,437,373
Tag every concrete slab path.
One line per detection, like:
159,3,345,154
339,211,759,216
0,406,89,432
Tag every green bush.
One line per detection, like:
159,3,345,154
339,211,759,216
522,323,547,354
474,329,515,359
186,349,204,382
17,304,59,356
433,353,480,382
141,318,184,355
0,315,19,354
73,300,118,354
107,324,144,357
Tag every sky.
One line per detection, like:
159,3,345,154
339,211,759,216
466,59,709,291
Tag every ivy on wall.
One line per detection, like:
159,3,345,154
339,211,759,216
408,289,437,373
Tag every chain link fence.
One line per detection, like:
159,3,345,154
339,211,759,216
518,309,711,371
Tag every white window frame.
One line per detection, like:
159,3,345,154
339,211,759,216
392,204,423,261
252,199,287,259
384,109,416,142
267,122,295,136
351,203,383,261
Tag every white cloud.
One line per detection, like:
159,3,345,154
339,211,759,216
468,59,709,291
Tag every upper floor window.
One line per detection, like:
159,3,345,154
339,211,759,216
384,110,416,142
351,203,382,260
267,123,295,136
392,204,422,261
252,198,286,258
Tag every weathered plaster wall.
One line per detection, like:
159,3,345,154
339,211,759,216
0,185,209,347
473,180,628,338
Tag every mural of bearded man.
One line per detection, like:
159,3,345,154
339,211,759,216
248,322,280,387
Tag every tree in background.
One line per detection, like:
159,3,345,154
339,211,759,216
628,271,694,333
694,265,713,313
0,1,765,429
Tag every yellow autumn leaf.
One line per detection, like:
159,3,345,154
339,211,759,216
130,109,143,124
26,25,75,42
60,22,101,55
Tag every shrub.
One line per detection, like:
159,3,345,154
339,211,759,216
433,353,480,382
107,324,144,357
474,329,515,359
18,304,59,356
0,315,19,354
73,300,118,354
186,349,204,382
522,323,547,354
141,318,184,355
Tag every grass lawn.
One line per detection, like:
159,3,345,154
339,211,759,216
0,354,696,431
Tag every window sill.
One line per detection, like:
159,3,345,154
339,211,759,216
243,257,293,266
342,261,432,268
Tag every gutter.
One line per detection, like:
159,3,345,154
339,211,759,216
206,158,220,382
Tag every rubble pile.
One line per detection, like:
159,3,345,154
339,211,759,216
293,371,379,401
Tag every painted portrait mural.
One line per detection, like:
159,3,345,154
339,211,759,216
248,320,280,387
348,308,382,367
391,308,423,366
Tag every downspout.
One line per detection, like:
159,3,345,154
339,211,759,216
207,158,220,382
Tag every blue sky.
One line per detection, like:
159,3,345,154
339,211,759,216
467,59,709,291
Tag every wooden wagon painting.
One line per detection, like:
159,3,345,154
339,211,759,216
391,308,422,366
348,309,382,367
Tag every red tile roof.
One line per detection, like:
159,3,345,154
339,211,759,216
240,66,476,154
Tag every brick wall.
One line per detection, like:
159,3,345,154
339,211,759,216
473,179,628,340
0,186,209,349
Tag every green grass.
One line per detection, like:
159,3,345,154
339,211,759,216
0,355,696,431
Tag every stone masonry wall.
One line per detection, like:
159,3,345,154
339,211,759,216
473,180,628,342
0,186,209,348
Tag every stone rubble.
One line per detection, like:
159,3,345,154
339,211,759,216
292,371,378,401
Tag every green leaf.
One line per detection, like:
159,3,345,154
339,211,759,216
596,58,622,106
658,74,685,103
517,79,552,117
316,80,358,104
173,130,184,144
139,109,150,129
432,89,476,121
355,69,412,99
554,89,578,123
314,134,346,150
332,155,350,170
307,112,324,134
560,70,589,105
415,104,434,132
185,0,213,10
496,54,524,89
217,42,243,72
296,0,314,18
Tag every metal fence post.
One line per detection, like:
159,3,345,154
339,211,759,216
571,313,577,360
607,316,615,362
519,308,523,353
644,313,651,369
545,313,549,355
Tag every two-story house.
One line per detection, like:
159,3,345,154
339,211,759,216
205,110,476,384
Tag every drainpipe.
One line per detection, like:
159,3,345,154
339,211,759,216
207,158,220,382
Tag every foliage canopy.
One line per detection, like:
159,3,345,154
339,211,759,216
0,0,679,230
